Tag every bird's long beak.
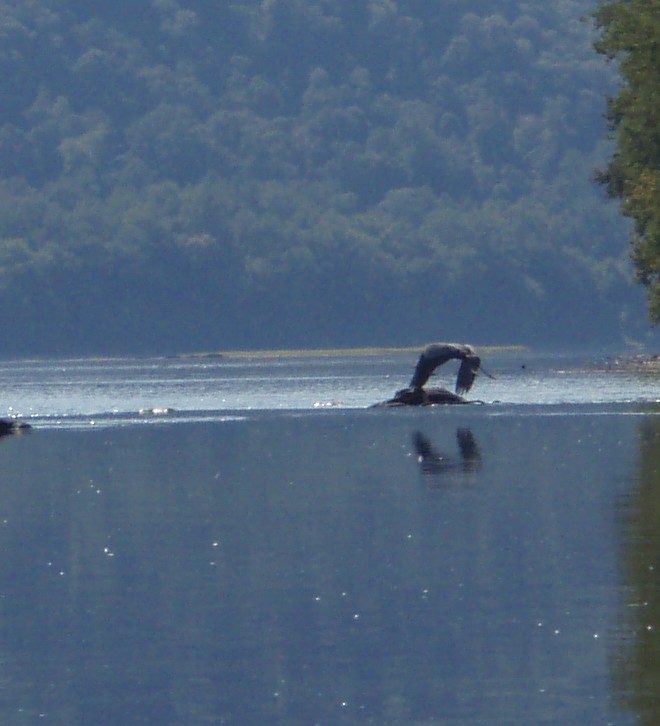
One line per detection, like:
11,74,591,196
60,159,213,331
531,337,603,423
479,364,496,380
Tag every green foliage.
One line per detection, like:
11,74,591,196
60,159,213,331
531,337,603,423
594,0,660,323
0,0,648,354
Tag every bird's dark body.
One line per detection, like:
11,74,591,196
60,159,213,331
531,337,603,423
409,342,480,394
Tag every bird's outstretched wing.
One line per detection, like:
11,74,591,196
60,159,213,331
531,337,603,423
409,356,435,389
455,355,480,394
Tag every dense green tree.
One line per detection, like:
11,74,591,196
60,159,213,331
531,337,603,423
594,0,660,322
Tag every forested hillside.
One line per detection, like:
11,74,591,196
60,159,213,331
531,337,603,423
0,0,650,354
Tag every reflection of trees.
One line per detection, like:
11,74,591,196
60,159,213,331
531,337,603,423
613,417,660,723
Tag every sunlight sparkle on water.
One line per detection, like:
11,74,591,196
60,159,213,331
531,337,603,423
0,351,658,426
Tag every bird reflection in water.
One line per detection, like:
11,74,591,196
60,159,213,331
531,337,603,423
413,428,481,478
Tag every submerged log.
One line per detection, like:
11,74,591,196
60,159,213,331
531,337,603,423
372,386,469,408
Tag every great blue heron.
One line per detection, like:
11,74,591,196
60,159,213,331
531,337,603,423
371,342,493,407
409,342,487,395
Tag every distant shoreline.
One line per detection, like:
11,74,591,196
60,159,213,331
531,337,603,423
3,348,659,371
0,345,525,365
176,345,526,360
595,354,660,373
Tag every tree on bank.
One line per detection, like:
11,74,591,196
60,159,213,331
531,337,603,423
594,0,660,322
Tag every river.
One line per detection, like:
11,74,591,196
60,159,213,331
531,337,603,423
0,350,659,724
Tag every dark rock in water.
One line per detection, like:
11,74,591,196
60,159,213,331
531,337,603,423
372,387,469,407
0,419,31,436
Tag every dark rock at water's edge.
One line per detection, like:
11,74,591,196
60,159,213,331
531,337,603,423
372,387,469,407
0,419,31,437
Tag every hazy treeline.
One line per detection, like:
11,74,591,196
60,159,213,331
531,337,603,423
0,0,648,354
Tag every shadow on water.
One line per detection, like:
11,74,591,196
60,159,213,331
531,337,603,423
412,428,481,478
612,416,660,725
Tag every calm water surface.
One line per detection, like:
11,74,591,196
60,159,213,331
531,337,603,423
0,352,660,724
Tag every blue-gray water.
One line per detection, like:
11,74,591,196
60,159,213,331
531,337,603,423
1,352,660,724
